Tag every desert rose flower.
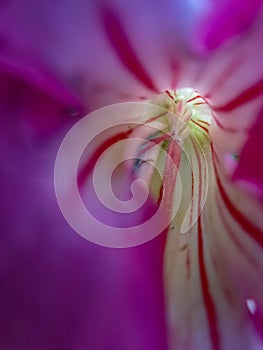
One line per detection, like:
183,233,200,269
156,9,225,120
1,1,263,350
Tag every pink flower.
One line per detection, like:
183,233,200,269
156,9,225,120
1,1,263,350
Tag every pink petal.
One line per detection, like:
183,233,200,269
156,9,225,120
190,11,263,193
0,50,83,138
194,0,263,51
1,113,168,350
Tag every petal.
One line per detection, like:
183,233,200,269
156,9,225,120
0,50,82,139
164,122,263,350
189,10,263,193
0,84,167,350
0,0,216,109
194,0,263,51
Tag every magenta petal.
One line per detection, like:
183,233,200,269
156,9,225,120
0,51,83,138
233,107,263,197
1,118,168,350
195,0,263,51
0,60,167,349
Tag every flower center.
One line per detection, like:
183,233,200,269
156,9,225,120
144,87,212,148
130,88,213,229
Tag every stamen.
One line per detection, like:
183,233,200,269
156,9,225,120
133,88,213,174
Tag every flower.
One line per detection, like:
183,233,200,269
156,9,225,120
1,1,263,350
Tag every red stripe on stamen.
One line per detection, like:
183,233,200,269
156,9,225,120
186,95,203,103
165,89,175,101
102,8,159,93
137,132,172,158
157,183,164,206
191,120,209,133
197,120,210,126
193,102,206,106
198,213,221,350
145,111,167,124
189,165,194,227
193,138,221,350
